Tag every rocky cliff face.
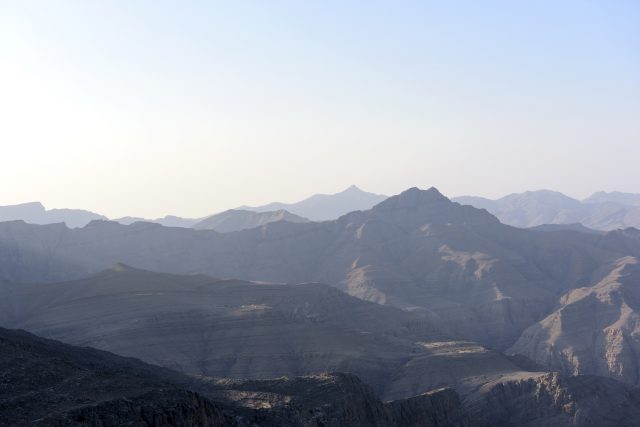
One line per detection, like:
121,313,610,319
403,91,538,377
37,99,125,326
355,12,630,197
463,372,640,426
385,388,471,427
509,256,640,385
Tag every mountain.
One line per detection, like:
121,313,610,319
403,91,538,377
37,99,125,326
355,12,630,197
193,209,310,232
114,214,201,227
453,190,587,228
2,187,640,379
115,210,309,231
453,190,640,231
239,185,388,221
0,201,106,228
584,191,640,206
508,255,640,385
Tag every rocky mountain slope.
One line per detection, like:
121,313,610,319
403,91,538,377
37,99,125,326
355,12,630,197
509,256,640,385
454,190,640,231
193,209,309,232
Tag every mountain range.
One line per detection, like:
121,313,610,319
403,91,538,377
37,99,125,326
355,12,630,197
192,209,309,232
1,185,385,231
3,186,640,425
0,201,106,228
454,190,640,231
5,187,640,232
238,184,388,221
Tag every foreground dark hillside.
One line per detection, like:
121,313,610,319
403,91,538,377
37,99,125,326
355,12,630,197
3,327,640,427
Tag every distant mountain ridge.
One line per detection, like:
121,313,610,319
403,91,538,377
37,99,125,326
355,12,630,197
114,215,201,228
454,189,640,231
239,185,388,221
5,187,639,231
0,201,106,228
193,209,309,232
112,185,386,227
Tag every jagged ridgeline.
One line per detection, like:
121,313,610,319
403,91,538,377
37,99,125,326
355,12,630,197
2,187,640,426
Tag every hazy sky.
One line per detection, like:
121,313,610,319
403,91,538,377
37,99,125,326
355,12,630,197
1,1,639,218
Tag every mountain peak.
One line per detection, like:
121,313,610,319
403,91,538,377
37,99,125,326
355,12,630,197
368,186,500,227
343,185,363,193
375,187,448,210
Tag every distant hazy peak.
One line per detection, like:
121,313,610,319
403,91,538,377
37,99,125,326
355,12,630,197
299,184,386,201
499,189,580,204
193,208,309,232
339,184,370,194
583,191,640,206
0,201,106,228
3,201,46,210
239,185,388,221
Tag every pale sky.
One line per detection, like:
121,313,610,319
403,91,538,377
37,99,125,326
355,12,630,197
1,1,639,218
